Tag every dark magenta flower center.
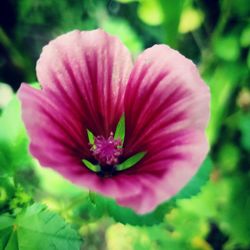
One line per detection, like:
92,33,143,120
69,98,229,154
90,132,122,167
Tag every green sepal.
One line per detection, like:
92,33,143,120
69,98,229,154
114,115,125,142
116,152,146,171
87,129,95,145
82,159,100,173
30,82,41,89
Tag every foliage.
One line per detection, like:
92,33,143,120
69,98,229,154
0,0,250,249
0,96,31,177
0,203,82,250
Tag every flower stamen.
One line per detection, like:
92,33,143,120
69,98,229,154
90,132,122,167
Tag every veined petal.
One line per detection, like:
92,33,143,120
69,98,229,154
18,84,90,164
118,131,208,214
36,29,133,137
18,84,141,199
18,30,139,200
18,31,210,214
122,45,210,213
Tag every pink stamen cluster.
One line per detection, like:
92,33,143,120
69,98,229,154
91,132,122,166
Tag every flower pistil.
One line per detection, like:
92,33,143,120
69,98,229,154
90,132,123,167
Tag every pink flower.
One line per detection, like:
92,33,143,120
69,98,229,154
18,29,210,214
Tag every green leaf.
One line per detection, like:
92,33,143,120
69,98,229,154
0,96,24,146
138,0,164,26
0,177,15,209
178,7,204,33
247,49,250,69
218,144,240,173
219,175,250,245
240,25,250,47
0,82,40,176
81,192,174,226
107,198,174,226
213,35,240,61
238,113,250,151
0,215,17,250
0,95,32,177
114,115,125,142
82,159,100,173
0,214,15,230
159,0,184,47
116,152,145,171
231,0,250,17
206,63,247,144
116,0,137,3
0,83,13,110
0,203,82,250
4,231,18,250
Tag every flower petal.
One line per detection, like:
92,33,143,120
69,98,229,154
36,29,133,137
18,30,140,200
18,84,90,163
118,131,208,214
18,84,141,199
121,45,210,213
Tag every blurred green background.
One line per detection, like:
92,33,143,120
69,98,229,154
0,0,250,249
